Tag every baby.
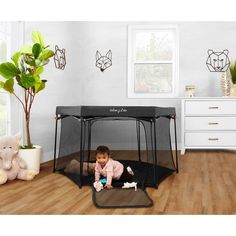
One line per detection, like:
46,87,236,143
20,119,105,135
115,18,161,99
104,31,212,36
95,145,134,189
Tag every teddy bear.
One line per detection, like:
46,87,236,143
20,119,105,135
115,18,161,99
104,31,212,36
0,133,37,184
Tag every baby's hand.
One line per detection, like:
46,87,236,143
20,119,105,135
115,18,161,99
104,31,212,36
105,184,113,189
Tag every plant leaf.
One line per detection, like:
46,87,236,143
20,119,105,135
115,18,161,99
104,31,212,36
33,75,40,93
35,80,46,93
23,54,35,66
15,75,23,87
33,75,46,93
35,66,44,75
21,74,35,88
230,61,236,84
3,78,14,93
11,52,21,67
32,43,42,59
29,60,36,67
0,62,21,79
20,144,35,149
39,50,54,61
35,59,41,67
40,59,49,66
32,31,45,48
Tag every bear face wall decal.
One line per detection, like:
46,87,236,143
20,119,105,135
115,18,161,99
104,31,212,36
206,49,230,72
96,50,112,72
54,45,66,70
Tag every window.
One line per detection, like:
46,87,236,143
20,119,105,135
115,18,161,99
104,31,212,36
128,25,178,98
0,22,11,136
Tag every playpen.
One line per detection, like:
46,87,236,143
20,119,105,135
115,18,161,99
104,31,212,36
53,106,178,188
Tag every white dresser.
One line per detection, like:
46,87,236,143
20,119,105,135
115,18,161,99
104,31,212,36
181,98,236,154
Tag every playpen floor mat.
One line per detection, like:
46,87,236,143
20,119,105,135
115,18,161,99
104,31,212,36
59,160,175,188
92,187,153,208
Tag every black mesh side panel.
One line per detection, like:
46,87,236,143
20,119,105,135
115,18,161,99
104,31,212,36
141,120,155,164
55,116,81,171
155,117,176,170
79,119,143,166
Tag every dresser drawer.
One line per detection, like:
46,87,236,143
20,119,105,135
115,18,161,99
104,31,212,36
185,132,236,146
185,117,236,130
185,100,236,115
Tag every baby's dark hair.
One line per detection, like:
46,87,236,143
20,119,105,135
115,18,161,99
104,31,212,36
95,145,110,156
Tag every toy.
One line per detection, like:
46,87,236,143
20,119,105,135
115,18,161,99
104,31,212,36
99,178,107,184
64,159,95,176
0,133,37,184
122,182,137,191
93,181,103,192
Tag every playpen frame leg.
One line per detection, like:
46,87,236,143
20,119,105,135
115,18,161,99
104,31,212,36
53,118,58,173
174,117,179,173
136,120,141,162
79,119,85,187
152,119,158,188
87,120,92,163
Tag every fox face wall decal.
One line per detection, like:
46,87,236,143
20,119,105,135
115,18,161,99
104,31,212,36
96,50,112,72
54,45,66,70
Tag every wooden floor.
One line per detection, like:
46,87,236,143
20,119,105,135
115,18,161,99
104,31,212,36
1,150,236,214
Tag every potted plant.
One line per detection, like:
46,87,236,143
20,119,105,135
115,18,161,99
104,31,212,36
229,60,236,96
0,31,54,173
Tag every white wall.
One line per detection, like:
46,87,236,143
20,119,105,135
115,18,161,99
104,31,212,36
179,22,236,97
21,21,236,162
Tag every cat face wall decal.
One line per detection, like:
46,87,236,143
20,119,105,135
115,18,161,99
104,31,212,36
96,50,112,72
54,45,66,70
206,49,230,72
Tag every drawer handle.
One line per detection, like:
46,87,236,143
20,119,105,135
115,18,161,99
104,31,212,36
208,106,219,109
208,122,219,125
208,138,219,141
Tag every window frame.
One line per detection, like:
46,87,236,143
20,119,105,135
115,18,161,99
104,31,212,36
0,90,11,135
0,22,11,135
127,24,179,98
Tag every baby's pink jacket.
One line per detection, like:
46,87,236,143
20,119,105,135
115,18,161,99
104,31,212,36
95,159,124,185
